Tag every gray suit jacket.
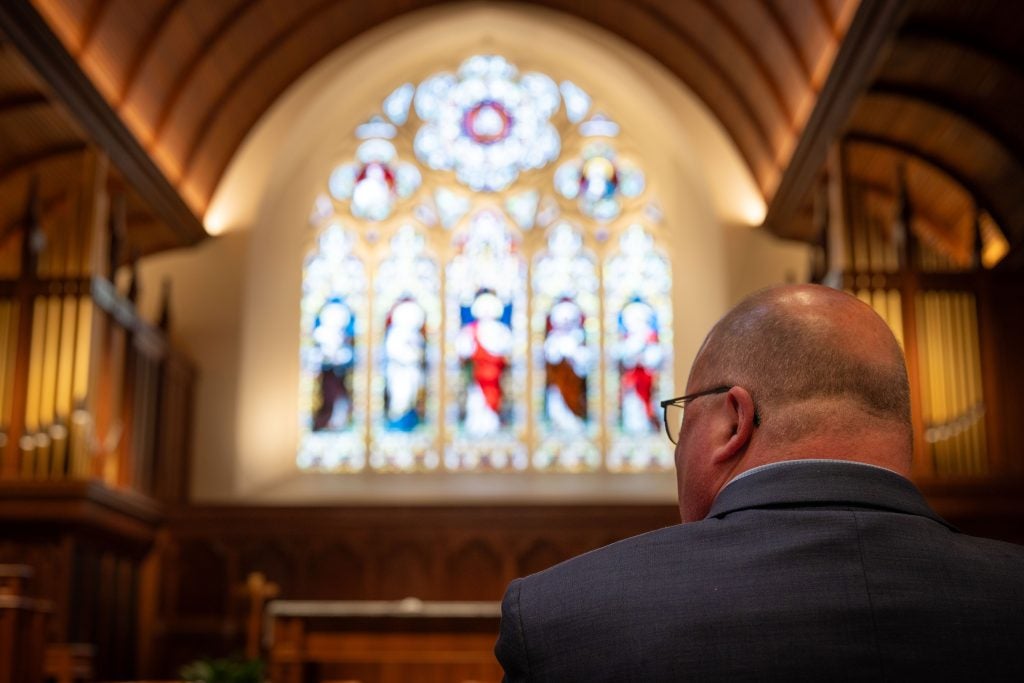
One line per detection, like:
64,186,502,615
495,461,1024,681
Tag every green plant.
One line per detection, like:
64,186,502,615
179,656,264,683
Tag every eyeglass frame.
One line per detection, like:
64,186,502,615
659,385,761,445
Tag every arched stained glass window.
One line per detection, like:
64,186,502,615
299,54,674,473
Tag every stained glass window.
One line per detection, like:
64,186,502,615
299,55,674,473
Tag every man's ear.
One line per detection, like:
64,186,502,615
709,386,756,465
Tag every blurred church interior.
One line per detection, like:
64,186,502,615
1,0,1022,680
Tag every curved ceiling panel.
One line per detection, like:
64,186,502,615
848,92,1024,245
30,0,856,218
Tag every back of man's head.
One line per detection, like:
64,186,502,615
690,285,912,463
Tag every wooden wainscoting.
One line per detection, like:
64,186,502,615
154,504,679,677
151,485,1024,680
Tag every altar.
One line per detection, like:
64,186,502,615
265,598,503,683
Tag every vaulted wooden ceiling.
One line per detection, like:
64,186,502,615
26,0,857,218
1,0,1022,269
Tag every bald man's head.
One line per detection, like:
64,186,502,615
690,285,911,451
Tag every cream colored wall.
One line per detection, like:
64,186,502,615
139,2,807,503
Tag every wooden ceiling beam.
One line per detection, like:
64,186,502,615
763,0,907,240
0,0,206,247
118,0,183,106
761,0,813,83
844,176,962,236
844,132,1010,239
898,21,1024,76
869,81,1024,170
152,0,261,142
638,2,776,158
0,91,49,114
180,0,333,178
699,1,795,127
78,0,111,56
0,143,86,185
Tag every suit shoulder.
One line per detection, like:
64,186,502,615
522,523,684,585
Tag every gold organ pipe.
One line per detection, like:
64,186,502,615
927,294,945,473
959,295,978,472
56,296,77,421
926,294,943,474
950,296,966,473
35,432,50,478
936,293,952,472
0,301,10,429
72,297,92,404
888,290,904,350
50,424,68,477
19,434,34,478
946,293,966,473
936,293,953,473
916,295,933,471
945,293,963,473
964,296,987,472
71,298,94,476
954,294,970,472
964,296,982,472
104,322,126,485
958,296,974,471
39,296,62,428
25,297,47,434
70,409,90,477
0,301,16,477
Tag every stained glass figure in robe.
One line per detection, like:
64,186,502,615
531,222,599,470
371,226,440,471
298,224,367,471
311,296,356,431
543,298,591,433
613,298,663,435
456,289,513,436
604,224,673,471
445,210,527,470
383,297,427,431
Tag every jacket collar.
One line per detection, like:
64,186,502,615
707,460,957,531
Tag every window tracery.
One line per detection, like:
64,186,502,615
298,55,674,473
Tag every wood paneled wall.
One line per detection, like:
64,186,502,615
154,504,679,676
151,488,1024,679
